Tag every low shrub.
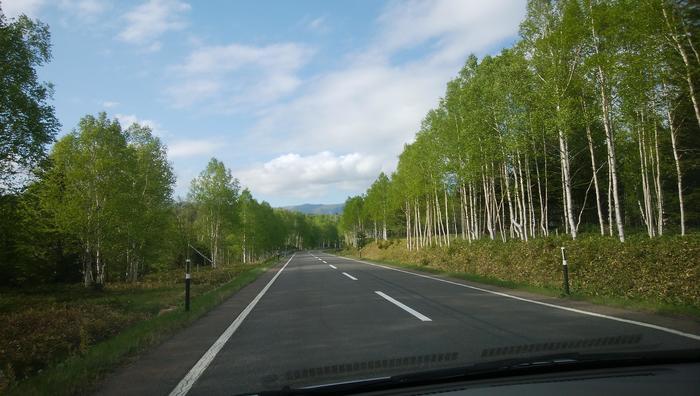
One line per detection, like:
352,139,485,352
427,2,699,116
0,261,270,391
0,305,138,383
356,234,700,307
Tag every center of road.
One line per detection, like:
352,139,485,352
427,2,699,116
171,252,436,395
342,272,358,281
375,291,432,322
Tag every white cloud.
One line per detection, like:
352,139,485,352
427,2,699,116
237,151,382,199
102,100,119,108
375,0,520,63
58,0,110,21
114,113,166,137
253,62,441,158
246,0,525,200
1,0,46,18
118,0,190,49
306,16,328,32
165,79,220,108
168,139,219,158
166,42,313,109
1,0,110,21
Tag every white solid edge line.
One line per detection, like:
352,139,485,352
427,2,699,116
375,291,432,322
342,272,358,281
329,264,337,269
169,253,296,396
333,254,700,342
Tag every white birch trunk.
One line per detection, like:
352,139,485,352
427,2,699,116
638,122,653,237
482,169,494,240
590,5,625,241
667,108,686,236
469,182,478,240
534,148,546,237
586,120,605,235
558,126,577,239
517,152,529,241
653,122,663,236
503,162,517,239
444,188,451,246
543,137,550,236
561,159,569,236
607,163,614,237
405,200,411,250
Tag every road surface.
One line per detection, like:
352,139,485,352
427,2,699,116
98,252,700,395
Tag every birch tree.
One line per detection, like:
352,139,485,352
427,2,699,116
521,0,587,239
189,158,240,268
0,11,59,192
41,114,130,288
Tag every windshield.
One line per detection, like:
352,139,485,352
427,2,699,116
1,1,699,395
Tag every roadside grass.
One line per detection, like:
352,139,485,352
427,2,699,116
0,257,279,395
339,250,700,321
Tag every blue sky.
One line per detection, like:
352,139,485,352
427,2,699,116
3,0,525,206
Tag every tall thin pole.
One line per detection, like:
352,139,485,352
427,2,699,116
185,258,191,311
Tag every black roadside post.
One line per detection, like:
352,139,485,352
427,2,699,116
561,247,570,296
185,258,191,311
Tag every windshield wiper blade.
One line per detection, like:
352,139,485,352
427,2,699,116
253,349,700,396
250,355,575,396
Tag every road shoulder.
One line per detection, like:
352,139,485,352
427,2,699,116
95,259,285,396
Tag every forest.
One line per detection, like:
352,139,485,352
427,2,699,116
341,0,700,248
0,122,340,287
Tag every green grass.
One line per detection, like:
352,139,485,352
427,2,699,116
341,251,700,320
2,258,278,396
347,254,565,296
573,293,700,319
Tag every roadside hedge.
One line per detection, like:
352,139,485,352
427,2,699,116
356,234,700,307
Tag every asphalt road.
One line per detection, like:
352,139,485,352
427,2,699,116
147,251,700,395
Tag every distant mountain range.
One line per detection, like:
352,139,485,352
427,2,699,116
282,203,344,215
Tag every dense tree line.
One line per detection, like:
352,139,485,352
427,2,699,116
342,0,699,248
177,158,339,270
0,5,339,287
0,113,340,287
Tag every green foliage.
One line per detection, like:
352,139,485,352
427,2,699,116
354,233,700,307
2,144,339,288
188,158,240,267
121,124,176,280
185,163,339,265
0,9,60,192
364,172,391,239
343,0,700,247
340,195,366,247
32,113,176,287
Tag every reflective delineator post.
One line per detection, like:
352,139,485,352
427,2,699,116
561,247,570,296
185,258,191,311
